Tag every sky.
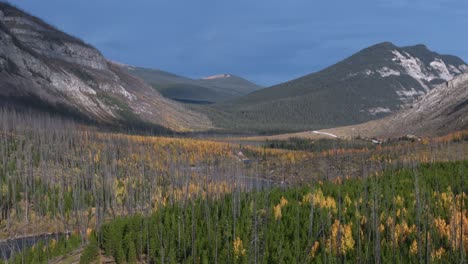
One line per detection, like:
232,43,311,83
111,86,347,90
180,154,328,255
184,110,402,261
8,0,468,86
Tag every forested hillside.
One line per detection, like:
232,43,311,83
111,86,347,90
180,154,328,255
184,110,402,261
207,42,468,133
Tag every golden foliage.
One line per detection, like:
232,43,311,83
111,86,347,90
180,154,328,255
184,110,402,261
431,247,446,261
274,197,289,220
450,211,468,252
379,224,385,233
243,145,311,165
360,215,367,226
395,208,407,218
434,209,468,252
309,241,320,258
409,240,418,255
280,196,289,207
433,130,468,143
326,220,355,255
273,204,282,220
385,216,394,229
303,190,337,213
433,218,450,239
233,237,246,258
86,227,93,238
393,221,416,246
432,190,467,252
331,177,342,185
344,195,352,208
393,195,404,207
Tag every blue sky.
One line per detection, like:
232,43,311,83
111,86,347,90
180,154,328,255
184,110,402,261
9,0,468,86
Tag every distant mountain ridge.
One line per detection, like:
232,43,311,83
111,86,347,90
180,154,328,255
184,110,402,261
125,66,261,104
1,2,466,136
209,42,468,133
0,3,212,131
321,72,468,137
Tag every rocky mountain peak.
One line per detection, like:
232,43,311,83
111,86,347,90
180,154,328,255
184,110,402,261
344,42,468,107
217,42,468,132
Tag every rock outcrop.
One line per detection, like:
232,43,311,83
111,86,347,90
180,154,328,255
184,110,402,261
322,73,468,137
0,3,212,131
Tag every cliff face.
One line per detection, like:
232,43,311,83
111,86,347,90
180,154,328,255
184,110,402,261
0,3,212,131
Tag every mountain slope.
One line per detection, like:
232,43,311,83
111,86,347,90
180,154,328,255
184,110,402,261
126,67,261,103
321,73,468,137
0,3,211,131
211,42,467,133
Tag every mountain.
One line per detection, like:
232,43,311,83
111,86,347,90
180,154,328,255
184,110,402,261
0,3,211,132
210,42,468,133
126,66,261,104
321,73,468,138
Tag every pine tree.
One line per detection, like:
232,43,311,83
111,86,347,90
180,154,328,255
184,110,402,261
127,239,137,263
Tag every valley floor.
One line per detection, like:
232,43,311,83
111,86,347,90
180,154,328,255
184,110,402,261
0,109,467,263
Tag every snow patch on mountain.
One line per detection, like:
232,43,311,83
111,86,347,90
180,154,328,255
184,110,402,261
367,107,392,115
390,50,467,85
389,50,463,92
347,72,359,78
377,67,400,77
349,66,407,79
348,70,374,78
396,88,425,98
448,65,462,75
202,74,231,80
459,64,468,72
313,131,338,138
429,59,452,81
364,69,373,76
391,50,430,81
